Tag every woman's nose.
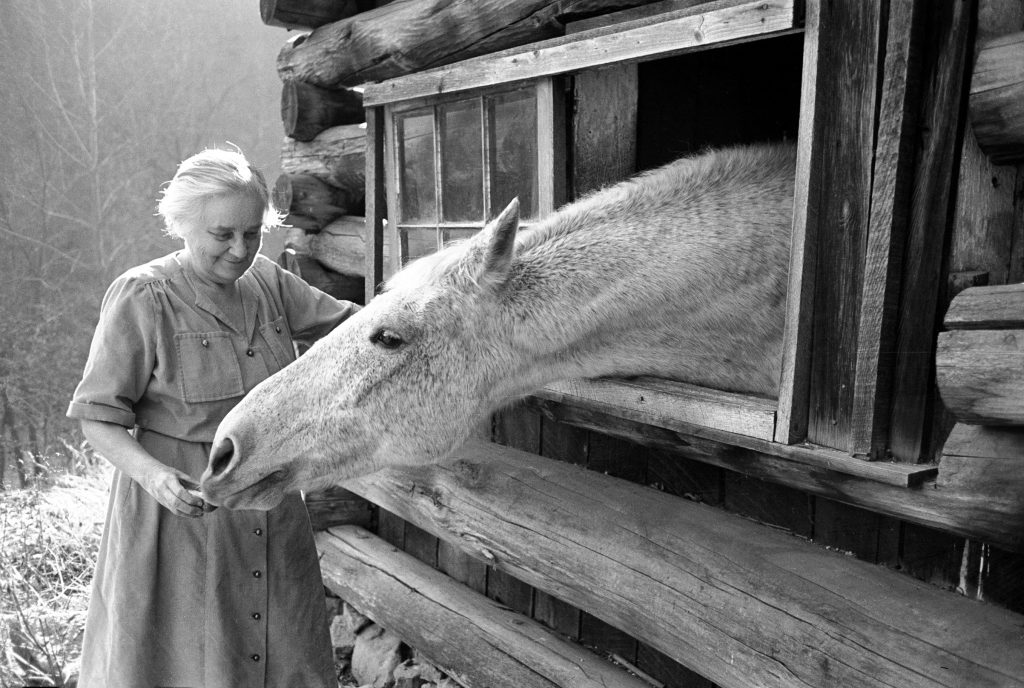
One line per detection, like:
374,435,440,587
228,234,247,258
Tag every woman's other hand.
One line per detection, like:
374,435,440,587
140,469,214,518
80,419,216,517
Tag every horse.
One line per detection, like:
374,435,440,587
200,142,796,510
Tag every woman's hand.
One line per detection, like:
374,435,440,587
80,419,216,518
138,466,214,518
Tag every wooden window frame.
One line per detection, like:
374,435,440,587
362,0,937,487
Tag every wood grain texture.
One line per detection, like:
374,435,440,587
543,377,777,442
936,329,1024,424
365,107,386,303
571,64,637,198
773,0,821,445
944,283,1024,329
849,0,924,458
279,0,667,90
531,386,929,486
280,125,366,202
303,486,373,530
805,0,881,450
317,526,653,688
342,440,1024,688
361,0,800,105
282,81,364,141
970,32,1024,164
887,0,973,463
522,395,1024,550
260,0,360,29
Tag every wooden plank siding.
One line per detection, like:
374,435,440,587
363,0,802,106
341,440,1024,688
805,1,882,451
888,0,974,463
848,0,926,459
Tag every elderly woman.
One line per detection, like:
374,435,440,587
67,148,358,688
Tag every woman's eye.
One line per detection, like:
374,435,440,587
371,329,404,350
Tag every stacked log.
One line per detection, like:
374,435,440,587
936,283,1024,424
276,0,678,89
935,284,1024,521
282,81,364,142
969,31,1024,164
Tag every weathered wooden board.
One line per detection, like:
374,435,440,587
282,81,364,142
304,485,372,530
521,394,1024,550
849,0,924,458
278,0,669,89
970,31,1024,164
543,377,777,441
571,64,637,197
343,440,1024,688
317,526,653,688
936,329,1024,424
362,0,800,105
805,0,880,451
888,1,974,463
944,283,1024,329
280,125,365,202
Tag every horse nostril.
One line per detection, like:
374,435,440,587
209,437,235,477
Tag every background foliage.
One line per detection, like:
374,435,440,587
0,0,285,488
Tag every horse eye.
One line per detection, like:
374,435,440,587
371,328,404,350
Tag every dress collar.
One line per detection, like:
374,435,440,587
175,251,259,340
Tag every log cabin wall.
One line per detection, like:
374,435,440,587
262,1,1024,686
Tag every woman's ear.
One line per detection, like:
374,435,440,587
476,198,519,290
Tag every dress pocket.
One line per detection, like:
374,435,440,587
174,331,246,403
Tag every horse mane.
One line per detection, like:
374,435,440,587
385,141,796,298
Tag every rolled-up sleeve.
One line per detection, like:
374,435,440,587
67,275,157,427
277,266,360,345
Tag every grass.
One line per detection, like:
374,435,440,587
0,457,109,688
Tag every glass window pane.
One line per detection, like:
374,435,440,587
442,228,477,247
397,109,436,224
400,228,438,265
488,90,538,220
440,100,484,223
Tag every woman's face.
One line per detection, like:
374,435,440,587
180,193,264,287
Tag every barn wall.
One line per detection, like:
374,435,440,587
359,4,1024,686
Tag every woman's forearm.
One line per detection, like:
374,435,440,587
80,419,165,483
80,419,208,517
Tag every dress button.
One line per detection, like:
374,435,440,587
251,654,261,662
201,339,209,347
275,326,281,333
254,528,263,536
246,348,255,357
253,570,262,578
252,612,261,621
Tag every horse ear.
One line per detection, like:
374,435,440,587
478,198,519,289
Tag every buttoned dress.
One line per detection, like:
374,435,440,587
67,252,359,688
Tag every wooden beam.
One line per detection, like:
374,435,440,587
532,386,932,487
936,329,1024,425
543,377,777,442
304,486,372,530
849,0,925,458
278,0,672,90
944,283,1024,329
887,1,974,463
282,81,364,142
317,526,654,688
280,125,366,214
571,63,637,197
970,31,1024,164
519,394,1024,550
773,0,821,444
805,0,882,451
365,107,386,303
343,440,1024,688
362,0,800,106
